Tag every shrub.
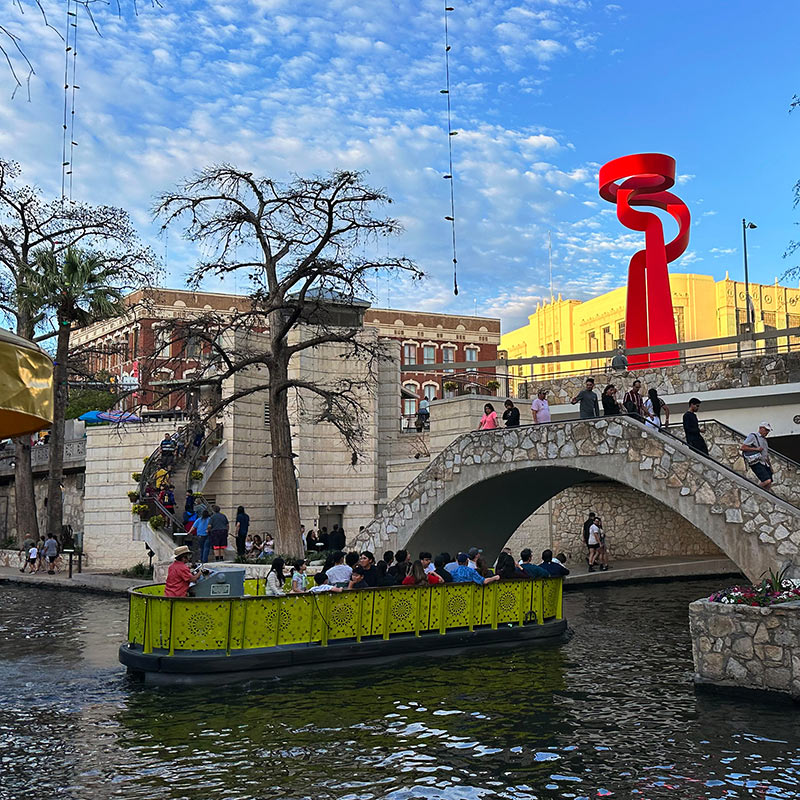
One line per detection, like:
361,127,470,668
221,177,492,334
127,491,139,503
131,503,149,516
131,472,142,482
190,470,203,481
443,381,458,392
0,535,17,550
486,380,500,391
120,562,154,579
148,514,165,531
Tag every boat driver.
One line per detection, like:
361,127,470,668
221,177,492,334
165,545,205,598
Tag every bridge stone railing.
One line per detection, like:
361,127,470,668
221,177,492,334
0,439,86,475
667,420,800,509
523,349,800,406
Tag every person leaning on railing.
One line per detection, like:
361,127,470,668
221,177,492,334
450,552,500,585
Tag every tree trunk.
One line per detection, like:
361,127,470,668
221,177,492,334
46,321,71,539
13,437,38,544
269,351,303,559
13,313,38,544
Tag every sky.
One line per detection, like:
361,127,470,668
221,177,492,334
1,0,798,332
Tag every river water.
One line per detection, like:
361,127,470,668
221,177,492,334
1,579,798,800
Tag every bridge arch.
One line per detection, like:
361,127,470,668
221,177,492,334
357,417,800,583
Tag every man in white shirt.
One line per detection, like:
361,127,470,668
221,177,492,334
531,389,551,423
325,551,353,585
741,422,774,490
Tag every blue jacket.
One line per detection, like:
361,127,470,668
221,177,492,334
450,565,487,584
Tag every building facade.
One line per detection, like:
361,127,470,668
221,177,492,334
501,273,800,380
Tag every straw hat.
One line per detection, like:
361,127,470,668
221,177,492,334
173,545,191,559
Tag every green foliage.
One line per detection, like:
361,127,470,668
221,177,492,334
761,564,792,594
131,472,142,482
148,514,165,531
127,491,139,502
0,535,18,550
120,562,154,579
190,470,203,481
486,380,501,391
443,381,458,392
131,503,148,516
66,387,117,420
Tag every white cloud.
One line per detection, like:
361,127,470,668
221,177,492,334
710,247,737,256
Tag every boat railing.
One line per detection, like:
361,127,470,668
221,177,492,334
127,577,563,656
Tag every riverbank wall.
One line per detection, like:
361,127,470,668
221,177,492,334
689,598,800,700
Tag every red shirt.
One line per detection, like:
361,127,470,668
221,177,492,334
165,560,194,597
402,573,443,586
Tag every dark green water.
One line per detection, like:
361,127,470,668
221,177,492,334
1,579,798,800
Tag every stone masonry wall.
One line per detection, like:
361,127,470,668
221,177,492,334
0,471,84,546
526,350,800,406
690,598,800,699
550,482,722,560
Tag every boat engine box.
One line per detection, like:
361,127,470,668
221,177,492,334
192,566,246,598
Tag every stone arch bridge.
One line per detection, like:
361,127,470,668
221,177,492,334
357,417,800,583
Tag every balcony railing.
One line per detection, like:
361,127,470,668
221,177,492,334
0,439,86,472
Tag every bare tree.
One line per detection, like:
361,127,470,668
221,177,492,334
2,1,160,99
154,167,422,557
0,158,156,542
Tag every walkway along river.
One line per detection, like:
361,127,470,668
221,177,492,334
1,579,799,800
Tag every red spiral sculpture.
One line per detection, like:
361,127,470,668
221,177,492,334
599,153,690,369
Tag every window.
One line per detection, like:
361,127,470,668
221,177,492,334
673,308,685,343
602,325,614,350
423,384,437,401
263,401,270,428
403,383,417,417
186,335,201,359
617,321,625,343
465,348,478,362
403,343,416,364
442,346,455,372
423,345,436,365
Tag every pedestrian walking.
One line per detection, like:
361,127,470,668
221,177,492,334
478,403,499,430
595,517,610,571
26,541,38,574
601,384,622,416
42,533,59,575
622,379,645,421
502,399,520,427
531,388,551,423
582,512,596,563
571,377,600,419
741,422,774,490
159,433,177,468
682,398,709,456
586,518,602,572
189,507,212,562
235,505,250,558
643,388,669,429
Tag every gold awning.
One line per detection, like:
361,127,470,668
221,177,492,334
0,328,53,438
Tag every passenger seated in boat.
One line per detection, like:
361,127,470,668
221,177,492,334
348,566,369,590
450,552,500,585
495,552,527,579
539,549,569,577
519,548,549,579
375,560,398,587
265,558,286,596
433,554,453,583
309,572,343,593
324,551,352,586
402,560,443,586
291,560,310,593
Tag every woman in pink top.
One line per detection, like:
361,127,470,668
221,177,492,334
478,403,498,430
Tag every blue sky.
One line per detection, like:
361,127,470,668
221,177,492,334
2,0,798,331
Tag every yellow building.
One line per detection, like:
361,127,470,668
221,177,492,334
501,273,800,379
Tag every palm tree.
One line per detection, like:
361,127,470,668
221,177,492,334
32,248,126,540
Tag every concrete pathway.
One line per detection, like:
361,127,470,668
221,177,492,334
0,565,144,595
0,555,743,597
564,554,742,588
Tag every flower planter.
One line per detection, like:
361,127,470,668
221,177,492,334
689,598,800,700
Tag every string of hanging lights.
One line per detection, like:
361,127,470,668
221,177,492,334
441,2,459,296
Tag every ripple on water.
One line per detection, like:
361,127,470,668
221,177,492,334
1,580,799,800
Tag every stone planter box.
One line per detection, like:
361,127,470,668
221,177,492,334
689,598,800,700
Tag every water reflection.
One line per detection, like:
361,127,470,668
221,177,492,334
1,580,798,800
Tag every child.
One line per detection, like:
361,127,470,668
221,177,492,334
244,534,254,558
27,543,38,574
291,559,309,593
309,572,343,593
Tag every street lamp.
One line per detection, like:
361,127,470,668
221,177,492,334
742,219,757,332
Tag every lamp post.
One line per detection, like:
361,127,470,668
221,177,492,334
742,219,757,333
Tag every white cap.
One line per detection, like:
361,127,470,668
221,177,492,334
759,421,773,431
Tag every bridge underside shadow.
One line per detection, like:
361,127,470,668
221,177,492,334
406,466,598,562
